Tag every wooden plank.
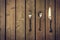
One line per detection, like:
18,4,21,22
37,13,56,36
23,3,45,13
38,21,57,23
26,0,35,40
46,0,55,40
56,0,60,40
6,0,15,40
36,0,45,40
16,0,25,40
0,0,5,40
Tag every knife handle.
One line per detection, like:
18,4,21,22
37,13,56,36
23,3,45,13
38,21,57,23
49,20,52,32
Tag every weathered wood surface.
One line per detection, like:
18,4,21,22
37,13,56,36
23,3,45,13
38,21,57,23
6,0,15,40
46,0,55,40
56,0,60,40
16,0,25,40
0,0,60,40
0,0,5,40
26,0,35,40
36,0,45,40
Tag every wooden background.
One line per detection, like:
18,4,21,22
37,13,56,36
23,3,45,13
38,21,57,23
0,0,60,40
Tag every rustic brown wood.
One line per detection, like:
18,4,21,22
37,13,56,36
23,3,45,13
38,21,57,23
56,0,60,40
6,0,15,40
0,0,5,40
36,0,45,40
16,0,25,40
26,0,35,40
46,0,55,40
0,0,60,40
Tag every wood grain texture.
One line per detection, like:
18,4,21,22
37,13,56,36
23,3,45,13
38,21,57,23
0,0,59,40
36,0,45,40
46,0,55,40
56,0,60,40
26,0,35,40
6,0,15,40
0,0,5,40
16,0,25,40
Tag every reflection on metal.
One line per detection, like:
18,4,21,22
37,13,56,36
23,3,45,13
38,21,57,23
48,7,52,32
48,7,51,20
38,11,43,31
38,11,43,18
28,14,32,19
28,11,32,32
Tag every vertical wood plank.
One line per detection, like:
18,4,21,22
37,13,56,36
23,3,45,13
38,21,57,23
26,0,35,40
0,0,5,40
56,0,60,40
16,0,25,40
36,0,45,40
6,0,15,40
46,0,55,40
